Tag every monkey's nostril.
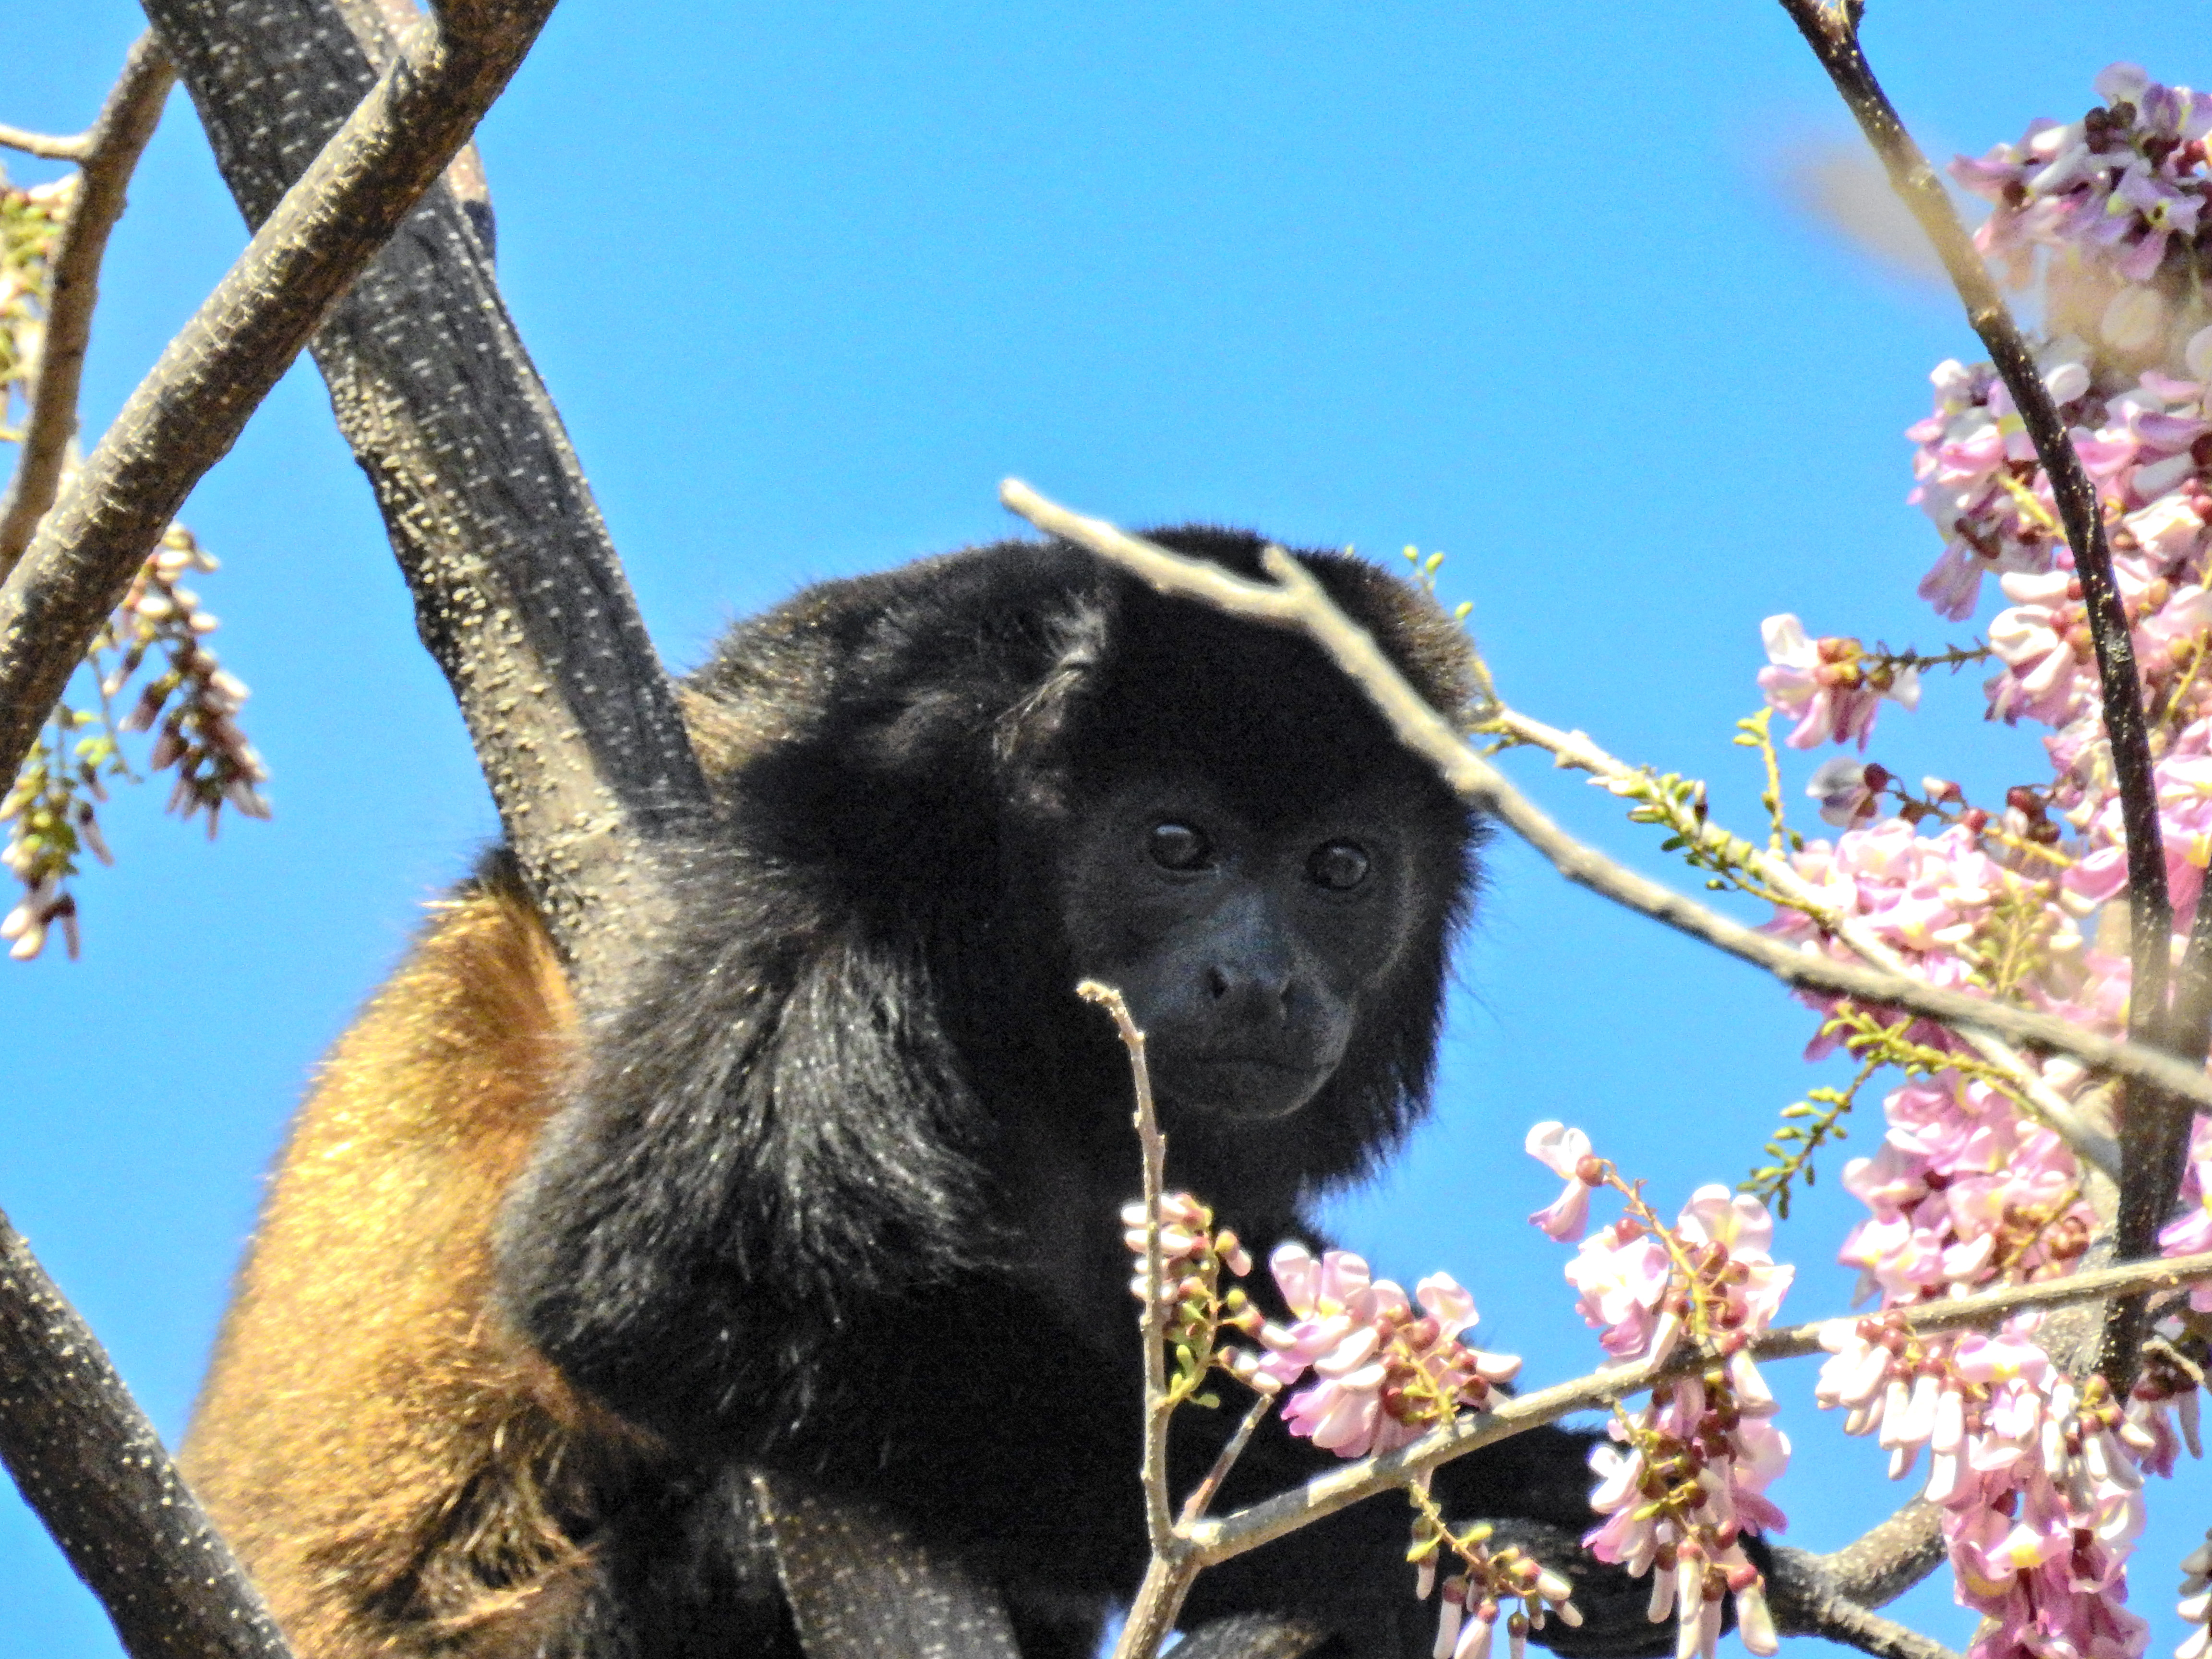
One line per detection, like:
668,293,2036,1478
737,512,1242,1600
1206,965,1232,1000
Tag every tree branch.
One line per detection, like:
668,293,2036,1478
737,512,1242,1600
1763,1542,1959,1659
0,0,556,811
0,1206,290,1658
1000,481,2212,1116
1769,0,2197,1395
1486,705,2121,1181
150,0,710,994
1777,1500,1944,1616
0,3,560,1649
0,33,176,576
1174,1247,2212,1570
0,126,93,163
1771,0,2170,999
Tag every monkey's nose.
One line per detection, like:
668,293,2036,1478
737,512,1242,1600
1204,962,1294,1024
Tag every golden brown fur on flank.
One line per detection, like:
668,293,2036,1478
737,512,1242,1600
181,868,641,1657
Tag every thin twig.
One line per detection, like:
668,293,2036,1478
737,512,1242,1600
1001,482,2212,1116
1772,1,2170,998
1771,0,2192,1394
0,33,175,576
1489,705,2120,1181
1179,1395,1274,1527
1080,981,1175,1552
1080,981,1203,1659
0,0,559,793
0,126,91,163
1175,1245,2212,1570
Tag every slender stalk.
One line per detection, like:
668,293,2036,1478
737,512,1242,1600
0,126,91,163
1081,980,1198,1659
1488,705,2120,1180
1079,981,1175,1551
1180,1395,1273,1527
1003,481,2212,1116
0,33,176,576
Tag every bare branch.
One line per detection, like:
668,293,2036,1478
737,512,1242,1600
1764,1543,1959,1659
0,0,552,763
0,4,558,1649
1488,706,2121,1181
1081,981,1176,1553
1176,1246,2212,1569
1770,0,2197,1395
0,33,176,575
153,0,710,993
1778,1500,1944,1615
1080,981,1205,1659
1001,481,2212,1116
0,0,557,916
0,1206,290,1658
1181,1395,1273,1528
0,126,91,163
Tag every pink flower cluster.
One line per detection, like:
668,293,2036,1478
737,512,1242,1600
1733,67,2212,1658
1119,1191,1251,1309
1525,1127,1792,1659
1243,1243,1521,1458
1757,615,1921,748
1587,1379,1787,1659
1817,1317,2152,1659
1955,64,2211,304
1836,1075,2092,1305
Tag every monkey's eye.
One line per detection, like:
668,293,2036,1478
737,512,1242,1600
1148,822,1213,871
1307,840,1371,892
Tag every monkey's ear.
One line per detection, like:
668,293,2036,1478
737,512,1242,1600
991,598,1109,808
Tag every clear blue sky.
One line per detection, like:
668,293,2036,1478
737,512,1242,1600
1,4,2205,1655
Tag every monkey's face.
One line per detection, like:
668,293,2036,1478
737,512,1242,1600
1056,776,1427,1121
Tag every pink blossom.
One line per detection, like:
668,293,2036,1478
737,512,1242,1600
1266,1255,1520,1459
1806,757,1882,827
1563,1220,1673,1361
1524,1120,1595,1240
1757,616,1919,749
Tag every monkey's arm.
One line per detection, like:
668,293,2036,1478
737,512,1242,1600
1180,1421,1688,1659
493,867,995,1448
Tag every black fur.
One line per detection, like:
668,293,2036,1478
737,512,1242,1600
494,529,1656,1659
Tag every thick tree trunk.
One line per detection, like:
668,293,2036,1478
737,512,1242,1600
147,0,711,993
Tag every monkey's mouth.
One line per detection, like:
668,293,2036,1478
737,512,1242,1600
1158,1053,1334,1118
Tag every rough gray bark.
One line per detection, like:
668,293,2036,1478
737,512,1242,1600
149,0,711,994
0,1208,290,1659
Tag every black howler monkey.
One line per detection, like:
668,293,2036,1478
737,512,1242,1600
181,529,1651,1659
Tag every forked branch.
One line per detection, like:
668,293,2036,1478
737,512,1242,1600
0,0,558,790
